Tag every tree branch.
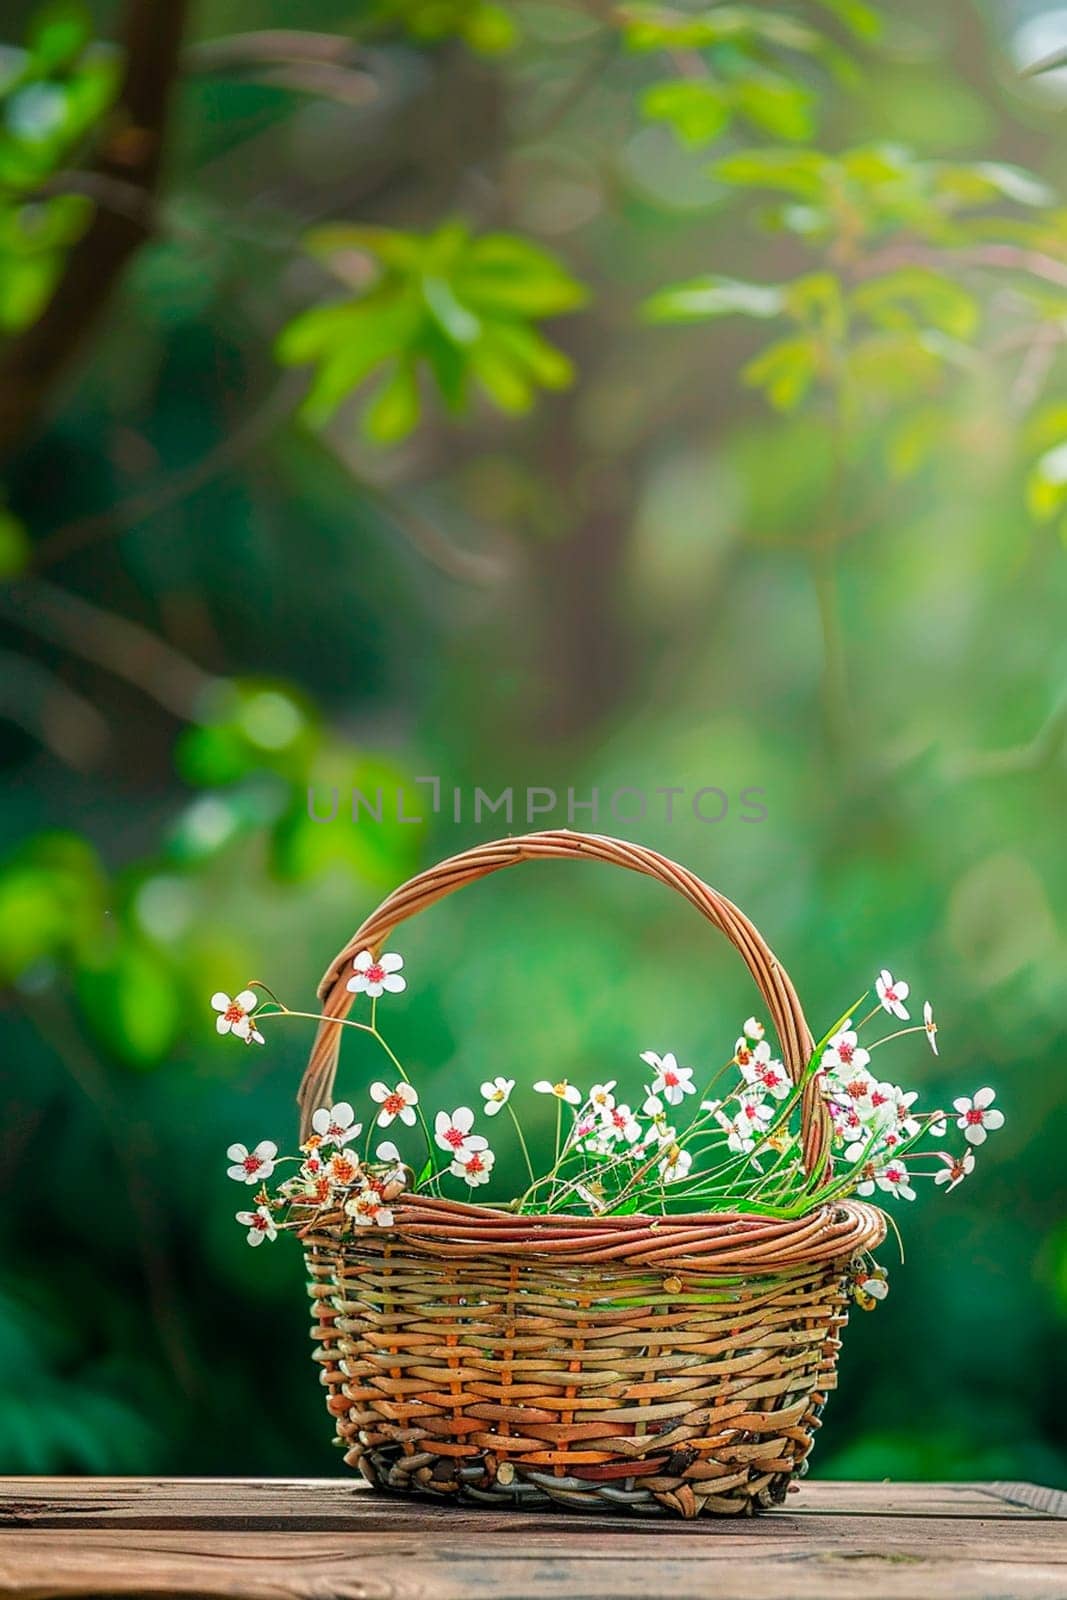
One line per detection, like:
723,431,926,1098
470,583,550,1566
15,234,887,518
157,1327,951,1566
0,0,191,461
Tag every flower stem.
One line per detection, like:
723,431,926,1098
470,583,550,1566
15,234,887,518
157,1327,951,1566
508,1103,536,1186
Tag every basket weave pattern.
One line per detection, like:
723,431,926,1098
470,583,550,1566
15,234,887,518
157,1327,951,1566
295,832,886,1517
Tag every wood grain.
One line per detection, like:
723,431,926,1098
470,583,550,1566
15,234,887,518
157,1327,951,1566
0,1478,1064,1600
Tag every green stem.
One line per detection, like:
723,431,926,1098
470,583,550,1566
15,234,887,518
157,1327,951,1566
507,1103,536,1187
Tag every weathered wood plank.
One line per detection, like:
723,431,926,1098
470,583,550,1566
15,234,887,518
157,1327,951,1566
990,1481,1067,1518
0,1477,1061,1529
2,1479,1065,1600
1,1528,1066,1600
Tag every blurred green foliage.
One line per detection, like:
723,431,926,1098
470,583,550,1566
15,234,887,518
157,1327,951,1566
0,1,116,329
0,0,1065,1490
278,221,586,438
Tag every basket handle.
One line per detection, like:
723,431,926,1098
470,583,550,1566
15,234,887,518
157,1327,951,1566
297,829,832,1177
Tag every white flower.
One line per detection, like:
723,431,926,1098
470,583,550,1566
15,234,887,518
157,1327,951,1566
851,1267,890,1309
434,1106,483,1157
641,1051,696,1107
345,1184,394,1228
603,1103,641,1143
726,1094,774,1154
954,1087,1004,1146
923,1001,938,1056
875,969,910,1020
934,1150,975,1191
875,1159,916,1201
327,1148,361,1187
533,1079,582,1105
825,1063,877,1117
451,1145,495,1186
821,1023,871,1076
370,1080,419,1127
887,1085,921,1139
226,1139,278,1185
236,1205,276,1246
311,1102,362,1149
642,1091,665,1118
658,1144,692,1184
211,990,263,1045
588,1081,617,1113
346,949,406,998
480,1076,515,1115
846,1145,879,1197
740,1043,791,1101
376,1140,402,1163
743,1017,765,1042
575,1114,613,1156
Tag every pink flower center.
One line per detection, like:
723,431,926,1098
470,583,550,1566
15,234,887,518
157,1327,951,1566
383,1092,405,1115
871,1089,889,1107
845,1079,867,1101
837,1041,854,1065
444,1127,465,1148
664,1071,679,1087
243,1154,262,1175
760,1068,782,1087
466,1154,484,1174
965,1108,984,1125
224,1002,246,1023
743,1104,758,1120
612,1110,626,1130
886,1166,903,1183
365,963,385,984
251,1213,269,1231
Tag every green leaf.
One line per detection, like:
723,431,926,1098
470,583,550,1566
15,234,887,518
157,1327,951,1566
461,0,518,54
785,271,845,336
362,360,422,443
27,1,92,69
0,833,105,981
1027,442,1067,522
808,0,882,39
850,267,979,340
455,234,587,316
468,338,534,414
0,508,30,578
422,275,481,344
486,322,574,389
639,80,731,147
971,162,1056,210
282,223,584,437
279,294,423,426
643,275,786,323
733,75,816,141
742,334,819,409
77,936,183,1068
711,146,829,197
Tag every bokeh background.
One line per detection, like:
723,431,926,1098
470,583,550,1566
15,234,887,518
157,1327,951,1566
1,0,1066,1483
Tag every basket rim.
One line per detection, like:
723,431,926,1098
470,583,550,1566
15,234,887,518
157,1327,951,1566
300,1195,886,1271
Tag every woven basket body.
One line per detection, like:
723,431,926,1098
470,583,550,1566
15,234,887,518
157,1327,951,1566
295,831,886,1518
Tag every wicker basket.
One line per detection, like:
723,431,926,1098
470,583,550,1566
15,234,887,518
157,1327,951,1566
296,830,885,1518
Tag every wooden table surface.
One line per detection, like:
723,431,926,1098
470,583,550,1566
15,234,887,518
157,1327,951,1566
1,1477,1065,1599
